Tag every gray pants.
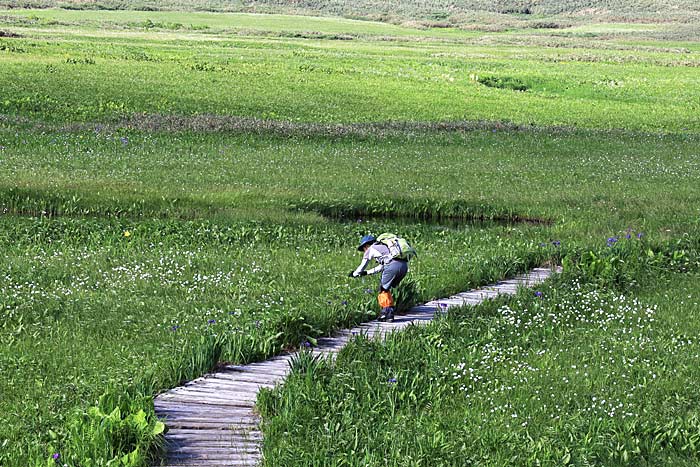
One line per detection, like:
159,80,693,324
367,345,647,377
380,259,408,291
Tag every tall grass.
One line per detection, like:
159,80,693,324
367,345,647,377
0,8,698,467
258,242,700,466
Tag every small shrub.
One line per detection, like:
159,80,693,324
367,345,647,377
477,75,530,92
0,42,25,53
65,56,96,65
0,30,22,38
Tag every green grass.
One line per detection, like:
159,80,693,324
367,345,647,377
1,11,699,130
0,8,479,37
2,0,700,24
0,214,553,465
0,8,699,467
259,266,700,465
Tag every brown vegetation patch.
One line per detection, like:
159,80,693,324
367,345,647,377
78,114,569,138
0,30,22,38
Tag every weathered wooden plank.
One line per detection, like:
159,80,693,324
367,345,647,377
156,403,255,414
223,364,290,375
166,423,259,432
166,458,261,465
158,460,260,467
315,341,345,349
164,439,259,449
226,366,289,377
165,437,260,447
161,463,260,467
228,362,290,371
160,389,256,402
397,312,433,319
183,380,269,392
167,454,261,462
159,412,258,422
166,428,262,443
169,388,261,401
209,373,285,385
165,420,257,430
174,389,267,400
161,412,257,422
316,337,348,346
184,382,274,394
160,393,257,405
168,445,260,459
166,439,261,448
163,461,260,467
160,464,259,467
161,464,260,467
450,293,483,301
186,378,275,388
156,398,255,409
494,282,520,289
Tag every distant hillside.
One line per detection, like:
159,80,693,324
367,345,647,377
4,0,700,23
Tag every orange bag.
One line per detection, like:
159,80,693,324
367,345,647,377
378,291,394,308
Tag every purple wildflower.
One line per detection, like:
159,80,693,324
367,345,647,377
171,325,179,332
303,341,312,348
637,232,644,239
388,377,397,383
52,453,60,461
539,242,547,247
207,319,216,324
341,300,348,306
552,240,561,247
534,291,543,298
607,237,618,246
119,136,129,145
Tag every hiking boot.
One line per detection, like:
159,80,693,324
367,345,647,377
379,307,394,322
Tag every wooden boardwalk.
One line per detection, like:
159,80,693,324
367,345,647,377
154,267,559,467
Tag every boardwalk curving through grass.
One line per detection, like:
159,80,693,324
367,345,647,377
154,267,559,467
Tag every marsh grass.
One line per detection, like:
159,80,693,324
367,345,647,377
259,257,700,466
0,7,699,467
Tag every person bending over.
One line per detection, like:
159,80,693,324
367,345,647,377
349,234,408,322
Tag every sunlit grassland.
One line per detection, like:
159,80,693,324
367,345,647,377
0,214,552,465
259,268,700,466
1,131,699,236
0,8,481,37
0,8,699,467
3,0,700,24
1,10,699,130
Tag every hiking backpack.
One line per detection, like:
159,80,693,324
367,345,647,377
376,233,417,261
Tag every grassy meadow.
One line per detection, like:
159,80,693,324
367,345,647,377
0,7,699,467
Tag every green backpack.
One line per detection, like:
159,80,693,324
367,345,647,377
376,233,417,261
